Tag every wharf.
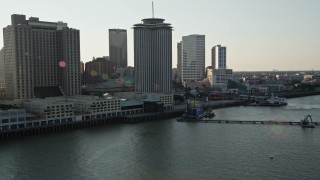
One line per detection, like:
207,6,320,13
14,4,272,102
0,110,183,139
177,119,320,126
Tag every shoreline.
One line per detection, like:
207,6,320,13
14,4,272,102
1,93,319,140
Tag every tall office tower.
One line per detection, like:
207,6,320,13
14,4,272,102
109,29,127,68
181,35,205,82
212,45,227,69
0,48,4,82
177,42,182,81
133,18,173,93
3,14,81,100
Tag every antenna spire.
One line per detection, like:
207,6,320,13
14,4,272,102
152,1,154,18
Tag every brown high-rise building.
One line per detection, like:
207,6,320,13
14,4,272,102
3,14,81,100
84,57,114,84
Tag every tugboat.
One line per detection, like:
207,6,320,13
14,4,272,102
300,115,315,128
177,100,205,122
204,108,215,118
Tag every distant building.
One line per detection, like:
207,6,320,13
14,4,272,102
206,67,213,84
124,66,134,77
211,45,234,88
181,35,205,83
0,48,4,83
109,29,127,68
80,61,85,74
172,68,178,81
84,57,114,84
133,18,173,93
80,61,85,85
212,69,234,85
177,42,182,81
3,14,81,100
212,45,227,69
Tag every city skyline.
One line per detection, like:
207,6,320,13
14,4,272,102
1,0,320,71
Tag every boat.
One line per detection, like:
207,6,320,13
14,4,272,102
300,115,315,128
180,100,205,120
259,94,287,106
204,109,215,118
182,107,204,120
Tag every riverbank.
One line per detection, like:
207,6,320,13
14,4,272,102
277,90,320,98
1,93,319,139
0,100,243,139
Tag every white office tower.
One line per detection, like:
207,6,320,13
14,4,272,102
211,45,234,87
3,14,81,100
212,45,227,69
181,35,205,83
133,18,172,93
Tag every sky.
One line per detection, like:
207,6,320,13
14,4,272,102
1,0,320,71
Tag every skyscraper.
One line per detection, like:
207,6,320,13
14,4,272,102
211,45,233,87
109,29,127,68
181,35,205,82
0,48,4,82
3,14,81,100
133,18,172,93
212,45,227,69
177,42,182,81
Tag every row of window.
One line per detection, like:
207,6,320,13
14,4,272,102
1,117,26,124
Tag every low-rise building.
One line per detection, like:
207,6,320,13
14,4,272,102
0,109,27,131
68,95,121,115
23,98,74,120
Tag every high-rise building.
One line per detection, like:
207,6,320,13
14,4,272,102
212,45,227,69
0,48,4,82
177,42,182,81
84,57,114,84
210,45,233,87
181,35,205,82
3,14,81,100
133,18,172,93
109,29,127,68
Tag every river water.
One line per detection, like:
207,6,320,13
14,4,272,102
1,96,320,180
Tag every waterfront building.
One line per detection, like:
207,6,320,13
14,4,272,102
0,109,27,131
3,14,81,100
68,95,121,115
24,98,74,120
84,57,114,84
133,18,173,93
109,29,127,68
212,45,227,69
113,92,173,110
181,35,205,83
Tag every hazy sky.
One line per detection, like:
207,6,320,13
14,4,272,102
1,0,320,71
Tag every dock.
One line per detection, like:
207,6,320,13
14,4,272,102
177,119,320,126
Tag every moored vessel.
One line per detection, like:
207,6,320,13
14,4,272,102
300,115,315,128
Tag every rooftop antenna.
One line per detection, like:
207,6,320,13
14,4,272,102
152,1,154,18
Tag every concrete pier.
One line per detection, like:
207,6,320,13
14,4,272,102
177,119,319,126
